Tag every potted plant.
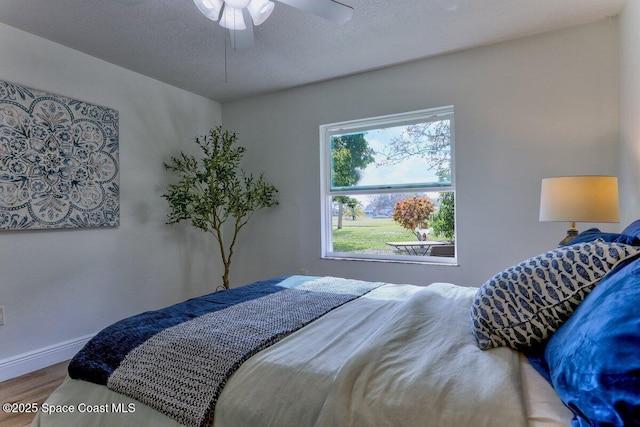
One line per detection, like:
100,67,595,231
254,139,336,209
162,126,279,290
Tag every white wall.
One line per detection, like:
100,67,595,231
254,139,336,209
0,23,222,379
223,19,620,288
619,1,640,225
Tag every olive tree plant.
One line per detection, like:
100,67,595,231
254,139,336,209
162,126,279,290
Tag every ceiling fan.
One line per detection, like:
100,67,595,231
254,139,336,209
193,0,354,49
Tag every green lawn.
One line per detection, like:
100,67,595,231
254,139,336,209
332,216,433,254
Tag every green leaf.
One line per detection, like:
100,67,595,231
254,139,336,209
161,126,279,289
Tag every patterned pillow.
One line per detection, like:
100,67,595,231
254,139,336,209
471,240,640,350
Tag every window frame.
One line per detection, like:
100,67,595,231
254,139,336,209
319,106,456,264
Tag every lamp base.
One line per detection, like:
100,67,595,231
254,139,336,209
559,229,579,246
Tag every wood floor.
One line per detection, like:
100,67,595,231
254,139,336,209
0,361,69,427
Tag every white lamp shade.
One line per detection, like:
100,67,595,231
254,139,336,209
220,6,247,30
539,176,620,223
247,0,275,25
193,0,223,21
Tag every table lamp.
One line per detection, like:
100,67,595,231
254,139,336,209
539,175,620,245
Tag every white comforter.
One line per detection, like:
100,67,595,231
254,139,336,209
215,282,527,427
33,281,530,427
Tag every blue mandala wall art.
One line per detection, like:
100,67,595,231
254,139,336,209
0,80,119,230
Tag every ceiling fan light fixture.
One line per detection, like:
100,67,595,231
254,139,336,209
224,0,252,9
220,6,247,30
247,0,274,26
193,0,223,21
193,0,353,50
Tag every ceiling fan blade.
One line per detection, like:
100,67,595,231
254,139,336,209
276,0,353,24
229,9,254,50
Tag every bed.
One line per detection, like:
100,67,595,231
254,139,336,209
31,221,640,427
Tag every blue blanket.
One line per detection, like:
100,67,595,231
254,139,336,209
69,275,383,427
68,276,291,384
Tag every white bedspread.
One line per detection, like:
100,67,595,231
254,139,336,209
32,282,535,427
215,282,528,427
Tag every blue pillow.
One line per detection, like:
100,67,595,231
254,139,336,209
538,255,640,426
566,228,640,246
622,219,640,238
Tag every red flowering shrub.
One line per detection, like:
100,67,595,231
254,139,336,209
392,197,436,240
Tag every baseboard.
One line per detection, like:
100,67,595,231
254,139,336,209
0,334,94,382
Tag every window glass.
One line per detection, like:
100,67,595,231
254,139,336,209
330,120,451,191
321,107,456,263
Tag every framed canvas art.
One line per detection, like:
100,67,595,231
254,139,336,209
0,80,119,230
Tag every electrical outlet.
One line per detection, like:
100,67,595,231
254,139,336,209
0,306,4,326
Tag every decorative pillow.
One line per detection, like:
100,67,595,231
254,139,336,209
471,240,640,350
538,256,640,426
566,227,640,246
622,219,640,238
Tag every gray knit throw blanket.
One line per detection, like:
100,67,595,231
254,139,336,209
107,276,383,427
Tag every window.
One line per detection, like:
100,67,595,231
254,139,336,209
320,106,456,263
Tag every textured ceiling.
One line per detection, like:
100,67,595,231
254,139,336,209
0,0,626,103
